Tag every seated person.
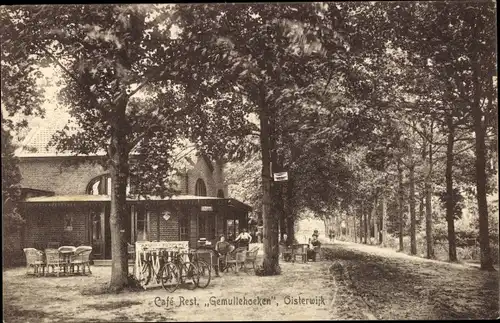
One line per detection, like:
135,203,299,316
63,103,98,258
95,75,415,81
215,235,234,255
214,235,235,275
307,233,321,261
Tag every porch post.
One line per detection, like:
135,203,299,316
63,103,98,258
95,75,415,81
157,212,160,242
131,205,135,243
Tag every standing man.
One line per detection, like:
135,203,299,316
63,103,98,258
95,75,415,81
235,228,252,250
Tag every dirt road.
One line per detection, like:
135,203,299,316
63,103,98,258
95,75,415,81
3,242,498,321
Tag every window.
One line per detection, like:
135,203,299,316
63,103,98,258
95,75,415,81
91,212,101,241
64,214,73,231
217,189,224,198
136,206,148,241
86,174,111,195
179,215,189,241
226,219,239,241
86,174,132,195
199,214,215,241
195,178,207,196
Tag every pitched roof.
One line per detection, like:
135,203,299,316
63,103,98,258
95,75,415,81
15,117,79,157
14,118,215,175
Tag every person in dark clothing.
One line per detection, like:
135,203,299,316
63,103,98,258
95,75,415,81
307,232,321,261
214,235,235,275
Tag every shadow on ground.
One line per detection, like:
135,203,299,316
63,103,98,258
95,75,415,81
323,243,499,320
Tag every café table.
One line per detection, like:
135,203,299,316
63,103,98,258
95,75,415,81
58,246,77,274
292,243,309,263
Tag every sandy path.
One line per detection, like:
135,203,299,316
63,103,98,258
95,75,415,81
4,241,497,321
4,245,337,322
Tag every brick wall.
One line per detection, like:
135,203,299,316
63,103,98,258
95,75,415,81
147,206,180,241
187,156,226,197
15,154,230,257
18,157,107,195
19,155,225,197
22,204,90,249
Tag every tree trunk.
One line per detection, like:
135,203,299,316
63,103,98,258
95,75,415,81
397,159,404,252
381,191,387,246
278,197,286,239
419,136,426,228
108,101,130,291
472,62,494,271
259,86,280,275
418,195,424,228
409,163,417,255
367,203,372,244
425,124,434,259
285,178,295,243
336,215,341,239
358,208,363,243
372,196,379,245
445,114,458,262
363,210,368,244
270,113,285,242
323,216,329,240
286,216,295,242
353,208,357,243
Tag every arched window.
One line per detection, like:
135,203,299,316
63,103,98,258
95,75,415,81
195,178,207,196
217,189,225,198
86,174,111,195
86,174,133,195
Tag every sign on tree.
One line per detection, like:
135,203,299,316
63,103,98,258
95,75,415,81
273,172,288,182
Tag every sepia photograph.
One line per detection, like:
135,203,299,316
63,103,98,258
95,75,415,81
1,2,498,321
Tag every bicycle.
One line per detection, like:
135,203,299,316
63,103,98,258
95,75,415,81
139,250,180,292
171,251,199,291
191,249,212,289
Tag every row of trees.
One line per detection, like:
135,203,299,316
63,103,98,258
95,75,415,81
1,2,497,289
218,2,498,271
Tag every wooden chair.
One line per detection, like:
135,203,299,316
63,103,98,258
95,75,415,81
23,248,45,276
69,246,93,275
215,241,235,273
225,247,248,274
245,246,259,271
312,246,321,261
44,249,66,276
292,244,308,263
280,244,293,261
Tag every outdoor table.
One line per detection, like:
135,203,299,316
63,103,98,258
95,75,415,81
292,243,309,263
58,246,76,273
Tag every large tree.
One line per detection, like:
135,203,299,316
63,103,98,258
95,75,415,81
1,4,253,290
389,1,497,270
174,3,345,275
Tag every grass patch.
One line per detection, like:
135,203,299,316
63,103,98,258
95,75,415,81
3,305,50,322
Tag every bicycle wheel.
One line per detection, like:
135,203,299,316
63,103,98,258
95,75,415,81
219,259,227,273
160,262,180,293
196,260,211,289
141,261,152,286
181,262,198,290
